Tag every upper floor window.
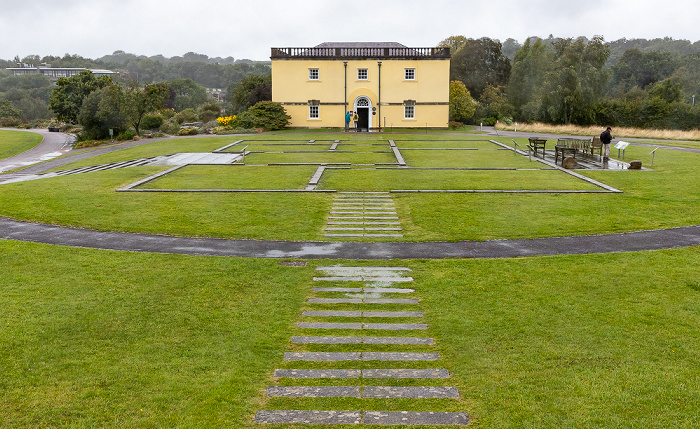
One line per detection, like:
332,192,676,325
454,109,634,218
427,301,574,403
404,68,415,80
357,68,368,80
308,68,319,80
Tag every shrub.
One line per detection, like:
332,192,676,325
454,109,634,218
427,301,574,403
116,129,137,140
141,113,164,131
237,101,290,131
174,108,198,125
198,103,222,123
178,127,200,136
160,119,180,135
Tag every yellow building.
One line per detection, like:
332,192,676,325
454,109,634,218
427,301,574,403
271,42,450,130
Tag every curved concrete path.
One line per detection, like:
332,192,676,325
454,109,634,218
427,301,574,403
0,128,76,174
1,217,698,259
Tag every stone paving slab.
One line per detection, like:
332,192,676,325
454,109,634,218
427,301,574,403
297,322,363,329
291,336,364,344
254,410,362,424
302,310,363,317
274,369,361,378
363,323,427,330
362,386,459,398
362,337,434,345
363,311,423,317
266,386,361,398
363,368,450,378
313,276,414,282
291,336,434,345
307,298,364,304
301,311,422,318
362,352,440,361
327,222,401,225
316,266,411,272
364,298,419,304
325,234,405,238
284,352,361,361
307,298,418,304
362,287,415,293
312,287,363,292
363,411,469,426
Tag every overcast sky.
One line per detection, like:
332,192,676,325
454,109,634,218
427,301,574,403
2,0,699,61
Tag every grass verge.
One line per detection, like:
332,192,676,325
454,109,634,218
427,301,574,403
0,130,43,161
2,241,699,427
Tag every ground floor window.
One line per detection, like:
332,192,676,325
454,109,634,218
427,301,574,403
403,100,416,119
309,105,319,119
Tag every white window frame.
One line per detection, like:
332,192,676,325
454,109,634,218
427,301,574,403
357,68,368,80
308,68,319,80
404,105,415,119
404,68,415,80
309,104,319,119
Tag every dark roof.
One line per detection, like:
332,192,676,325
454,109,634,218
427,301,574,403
314,42,408,49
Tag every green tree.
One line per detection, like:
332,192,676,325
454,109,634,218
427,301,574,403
449,37,511,99
0,99,21,118
507,38,552,122
117,81,168,135
448,80,476,123
169,78,207,111
541,37,611,124
49,70,113,123
438,36,469,54
77,86,125,139
610,49,676,90
227,74,272,114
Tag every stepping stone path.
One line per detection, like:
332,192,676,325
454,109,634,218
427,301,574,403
325,192,403,238
255,266,469,426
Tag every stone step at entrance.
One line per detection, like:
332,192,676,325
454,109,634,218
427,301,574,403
255,410,469,425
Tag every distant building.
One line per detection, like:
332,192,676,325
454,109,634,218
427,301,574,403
5,63,116,81
271,42,451,130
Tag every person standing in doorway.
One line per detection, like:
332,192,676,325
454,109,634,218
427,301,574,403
353,112,359,131
600,126,614,161
345,111,351,132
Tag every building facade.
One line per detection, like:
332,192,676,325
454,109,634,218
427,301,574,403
6,63,115,81
271,42,450,130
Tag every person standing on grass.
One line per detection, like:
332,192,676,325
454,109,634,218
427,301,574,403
345,111,351,132
600,126,614,161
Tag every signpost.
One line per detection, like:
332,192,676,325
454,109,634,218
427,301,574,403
614,141,629,160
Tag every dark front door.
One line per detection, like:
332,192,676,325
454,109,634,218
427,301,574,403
357,108,369,131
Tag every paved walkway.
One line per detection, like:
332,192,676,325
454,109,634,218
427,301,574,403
255,266,470,425
1,217,698,259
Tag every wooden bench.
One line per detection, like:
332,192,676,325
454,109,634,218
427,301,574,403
527,137,547,158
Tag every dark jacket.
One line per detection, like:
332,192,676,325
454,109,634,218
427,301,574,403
600,129,613,144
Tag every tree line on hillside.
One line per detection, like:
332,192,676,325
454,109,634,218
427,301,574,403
441,36,700,130
2,37,700,133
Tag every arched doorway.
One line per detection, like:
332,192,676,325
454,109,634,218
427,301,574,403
353,96,372,131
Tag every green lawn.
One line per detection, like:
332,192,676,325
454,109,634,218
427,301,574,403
140,165,320,190
0,130,42,161
0,133,697,242
2,241,698,428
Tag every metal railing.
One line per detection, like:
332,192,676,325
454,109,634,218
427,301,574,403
271,47,450,60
